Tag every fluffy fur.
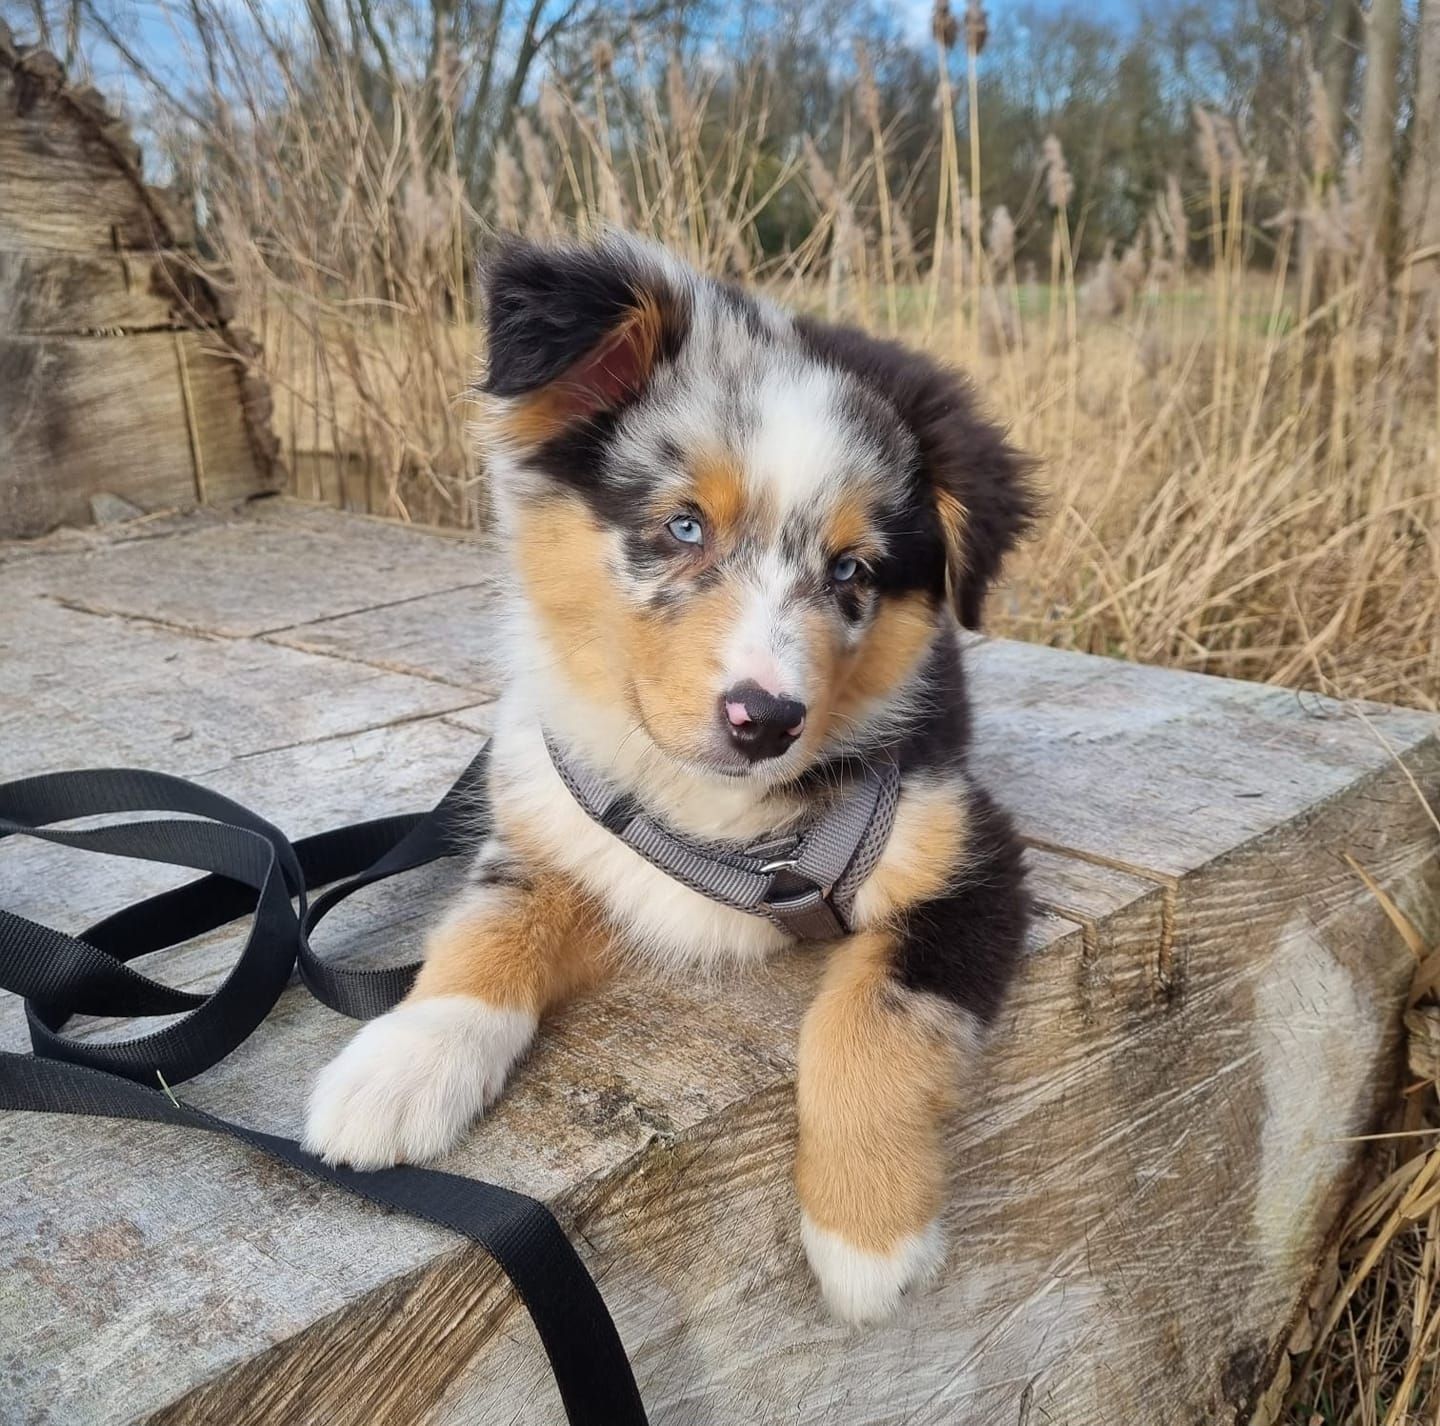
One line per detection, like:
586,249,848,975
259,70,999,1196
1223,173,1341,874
305,234,1035,1322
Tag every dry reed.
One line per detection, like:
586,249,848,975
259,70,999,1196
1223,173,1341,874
172,36,1437,716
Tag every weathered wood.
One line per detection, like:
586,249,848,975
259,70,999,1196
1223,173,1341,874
0,29,279,535
0,30,182,256
0,332,273,536
1,499,501,641
1,502,1437,1426
0,251,205,335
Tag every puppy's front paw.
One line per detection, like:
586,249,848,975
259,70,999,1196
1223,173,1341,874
801,1215,946,1325
302,996,536,1170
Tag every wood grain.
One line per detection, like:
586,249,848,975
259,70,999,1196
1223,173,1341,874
0,331,274,536
1,502,1437,1426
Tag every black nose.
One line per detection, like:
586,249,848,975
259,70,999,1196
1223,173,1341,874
721,682,807,763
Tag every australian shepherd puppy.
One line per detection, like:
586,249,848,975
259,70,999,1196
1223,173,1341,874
304,235,1034,1324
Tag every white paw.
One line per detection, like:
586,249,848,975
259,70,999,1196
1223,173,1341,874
801,1215,946,1325
302,996,536,1169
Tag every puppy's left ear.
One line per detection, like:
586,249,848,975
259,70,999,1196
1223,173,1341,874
795,318,1036,629
481,236,688,441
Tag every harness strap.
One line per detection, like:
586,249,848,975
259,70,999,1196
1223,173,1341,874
545,735,901,940
0,753,647,1426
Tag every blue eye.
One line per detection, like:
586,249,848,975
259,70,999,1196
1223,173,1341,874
831,554,861,584
667,515,704,546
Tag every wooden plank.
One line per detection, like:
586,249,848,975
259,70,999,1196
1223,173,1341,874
0,594,481,784
965,635,1423,878
143,736,1436,1426
4,500,496,638
269,584,509,691
0,172,168,255
0,331,274,536
0,250,230,336
0,40,274,537
1,509,1437,1426
0,251,175,334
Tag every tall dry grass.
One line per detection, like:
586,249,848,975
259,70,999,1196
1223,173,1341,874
151,32,1440,1417
187,32,1437,714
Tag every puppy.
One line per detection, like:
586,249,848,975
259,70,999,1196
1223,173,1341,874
304,235,1034,1324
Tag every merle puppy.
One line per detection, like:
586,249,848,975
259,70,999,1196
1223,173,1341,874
305,235,1034,1324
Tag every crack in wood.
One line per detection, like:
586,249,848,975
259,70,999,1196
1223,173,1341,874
1023,836,1181,1005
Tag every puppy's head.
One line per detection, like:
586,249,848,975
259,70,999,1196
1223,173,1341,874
481,235,1032,784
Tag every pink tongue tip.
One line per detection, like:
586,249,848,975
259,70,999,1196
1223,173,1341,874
787,718,805,737
725,700,750,727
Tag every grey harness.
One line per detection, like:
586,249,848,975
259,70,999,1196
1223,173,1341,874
545,735,901,941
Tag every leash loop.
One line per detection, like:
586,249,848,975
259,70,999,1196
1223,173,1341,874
0,749,648,1426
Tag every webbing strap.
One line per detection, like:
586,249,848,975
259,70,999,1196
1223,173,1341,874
545,733,901,940
0,754,647,1426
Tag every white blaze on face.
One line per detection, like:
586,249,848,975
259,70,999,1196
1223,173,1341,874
723,546,808,701
745,363,859,520
716,363,868,706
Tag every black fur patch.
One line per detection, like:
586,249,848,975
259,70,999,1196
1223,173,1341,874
892,782,1029,1024
890,634,972,773
528,412,648,528
793,316,1037,628
869,485,950,600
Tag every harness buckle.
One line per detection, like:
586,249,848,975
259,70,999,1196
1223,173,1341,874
757,856,800,875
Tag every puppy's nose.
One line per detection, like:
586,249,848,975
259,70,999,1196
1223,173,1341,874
721,681,807,762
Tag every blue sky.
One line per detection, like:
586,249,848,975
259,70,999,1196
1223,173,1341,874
894,0,1142,45
68,0,1151,94
40,0,1160,129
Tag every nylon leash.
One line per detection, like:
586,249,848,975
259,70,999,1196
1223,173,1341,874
0,750,648,1426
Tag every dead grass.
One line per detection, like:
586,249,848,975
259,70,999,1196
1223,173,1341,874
211,55,1438,710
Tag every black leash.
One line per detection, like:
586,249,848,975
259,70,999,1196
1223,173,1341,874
0,752,649,1426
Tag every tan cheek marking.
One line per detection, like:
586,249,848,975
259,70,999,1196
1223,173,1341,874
828,592,939,732
495,388,571,448
626,580,742,752
410,870,614,1013
513,498,630,711
796,932,963,1251
852,783,969,927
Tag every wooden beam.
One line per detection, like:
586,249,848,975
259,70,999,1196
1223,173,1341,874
1,504,1436,1426
0,31,279,535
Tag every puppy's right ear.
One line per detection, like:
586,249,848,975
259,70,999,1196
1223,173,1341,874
481,237,688,443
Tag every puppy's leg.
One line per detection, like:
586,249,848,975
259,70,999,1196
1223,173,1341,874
304,849,610,1169
798,786,1027,1324
796,932,968,1324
